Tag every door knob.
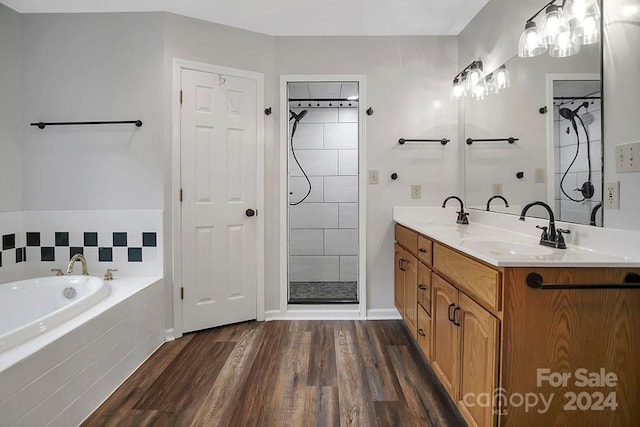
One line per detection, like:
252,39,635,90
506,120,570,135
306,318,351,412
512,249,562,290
245,208,256,217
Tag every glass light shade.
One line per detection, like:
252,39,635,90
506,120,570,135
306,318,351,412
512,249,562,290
494,66,510,90
563,0,601,23
538,5,569,47
518,21,547,57
485,74,498,95
451,78,466,100
465,62,485,91
572,13,600,45
549,30,581,57
470,81,487,100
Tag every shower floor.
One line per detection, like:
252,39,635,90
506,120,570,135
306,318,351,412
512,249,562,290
289,281,358,304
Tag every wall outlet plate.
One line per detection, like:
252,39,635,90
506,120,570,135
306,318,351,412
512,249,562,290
411,184,421,199
615,141,640,173
368,170,379,185
605,181,620,209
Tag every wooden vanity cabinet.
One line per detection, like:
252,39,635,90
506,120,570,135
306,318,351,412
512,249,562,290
393,238,418,337
431,274,460,398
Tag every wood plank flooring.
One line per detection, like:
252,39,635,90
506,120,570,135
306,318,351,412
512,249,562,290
82,321,466,426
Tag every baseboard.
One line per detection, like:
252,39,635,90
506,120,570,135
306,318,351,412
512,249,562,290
366,308,402,320
164,328,178,341
264,309,282,321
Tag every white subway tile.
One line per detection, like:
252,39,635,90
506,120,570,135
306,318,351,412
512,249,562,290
289,256,339,281
324,229,358,255
290,123,323,149
289,229,324,256
324,123,358,149
289,203,338,229
338,108,358,123
339,203,359,229
338,150,358,176
289,150,338,177
340,256,358,281
324,176,358,202
288,176,323,203
294,108,338,123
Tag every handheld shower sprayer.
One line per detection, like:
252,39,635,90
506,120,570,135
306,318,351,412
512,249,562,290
288,109,311,206
558,101,595,201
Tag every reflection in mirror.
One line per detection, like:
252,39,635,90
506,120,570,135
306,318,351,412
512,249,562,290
464,41,601,223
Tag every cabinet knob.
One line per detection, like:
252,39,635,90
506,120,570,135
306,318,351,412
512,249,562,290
418,328,426,337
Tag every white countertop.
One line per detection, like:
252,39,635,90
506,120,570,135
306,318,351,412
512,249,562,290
393,207,640,267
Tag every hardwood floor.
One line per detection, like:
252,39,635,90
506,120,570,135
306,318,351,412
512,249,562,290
82,321,465,426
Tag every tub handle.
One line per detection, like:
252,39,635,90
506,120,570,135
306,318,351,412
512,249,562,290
51,268,64,276
104,269,118,281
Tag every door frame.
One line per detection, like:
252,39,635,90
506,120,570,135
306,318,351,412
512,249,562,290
545,72,600,205
278,74,367,319
172,58,265,337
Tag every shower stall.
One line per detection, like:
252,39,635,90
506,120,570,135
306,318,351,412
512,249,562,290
552,79,602,226
286,81,360,304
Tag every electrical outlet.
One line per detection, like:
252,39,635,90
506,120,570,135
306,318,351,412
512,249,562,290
411,184,422,199
605,181,620,209
534,168,546,183
369,170,379,185
492,184,503,196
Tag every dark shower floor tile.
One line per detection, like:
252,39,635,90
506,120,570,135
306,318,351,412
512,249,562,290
289,281,358,304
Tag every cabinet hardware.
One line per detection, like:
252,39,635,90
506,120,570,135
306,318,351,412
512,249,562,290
399,259,406,272
419,248,427,253
448,303,456,322
453,307,461,326
418,284,427,290
418,328,426,337
526,272,640,290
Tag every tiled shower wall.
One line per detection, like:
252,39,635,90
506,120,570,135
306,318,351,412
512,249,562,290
288,107,358,282
0,210,163,283
554,94,602,224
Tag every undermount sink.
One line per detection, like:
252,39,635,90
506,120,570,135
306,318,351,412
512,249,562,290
460,239,554,256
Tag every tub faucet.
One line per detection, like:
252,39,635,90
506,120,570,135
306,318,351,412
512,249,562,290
519,201,567,249
486,195,509,211
442,196,469,224
67,253,89,276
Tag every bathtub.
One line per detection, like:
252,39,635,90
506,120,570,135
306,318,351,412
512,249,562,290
0,276,165,427
0,275,110,353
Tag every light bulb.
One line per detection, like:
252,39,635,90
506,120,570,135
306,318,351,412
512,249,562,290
573,13,600,45
451,78,466,100
465,61,485,92
539,5,569,47
518,21,547,57
494,66,510,90
471,81,487,100
550,31,581,57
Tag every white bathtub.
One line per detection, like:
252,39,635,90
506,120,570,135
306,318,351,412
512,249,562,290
0,275,110,353
0,276,165,427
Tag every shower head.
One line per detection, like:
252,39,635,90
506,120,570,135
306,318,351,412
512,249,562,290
289,109,308,122
559,101,589,121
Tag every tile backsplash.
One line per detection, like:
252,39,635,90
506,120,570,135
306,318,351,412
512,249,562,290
0,210,162,282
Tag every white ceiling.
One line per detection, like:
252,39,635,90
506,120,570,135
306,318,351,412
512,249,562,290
2,0,491,36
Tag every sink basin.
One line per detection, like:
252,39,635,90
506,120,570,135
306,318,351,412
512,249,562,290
460,239,554,256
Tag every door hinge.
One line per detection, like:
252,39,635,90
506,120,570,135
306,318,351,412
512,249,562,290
181,287,184,300
179,90,183,105
180,188,183,202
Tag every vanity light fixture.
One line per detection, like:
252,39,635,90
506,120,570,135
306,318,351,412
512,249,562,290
518,0,600,59
451,61,510,101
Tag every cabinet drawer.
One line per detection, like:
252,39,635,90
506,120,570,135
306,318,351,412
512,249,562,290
395,223,418,256
417,262,432,315
418,235,433,266
417,304,431,361
433,243,501,312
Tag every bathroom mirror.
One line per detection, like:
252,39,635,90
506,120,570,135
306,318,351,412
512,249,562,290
464,42,602,225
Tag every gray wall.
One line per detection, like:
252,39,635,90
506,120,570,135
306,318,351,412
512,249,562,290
275,36,459,310
20,12,165,211
603,0,640,231
0,3,22,212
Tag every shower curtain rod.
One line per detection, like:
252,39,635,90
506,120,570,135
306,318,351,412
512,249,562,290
289,98,359,102
553,96,600,100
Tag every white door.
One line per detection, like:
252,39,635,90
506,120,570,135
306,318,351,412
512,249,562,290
180,68,258,333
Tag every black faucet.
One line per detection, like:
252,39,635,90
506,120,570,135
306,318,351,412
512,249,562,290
590,202,602,226
486,195,510,211
519,201,570,249
442,196,469,225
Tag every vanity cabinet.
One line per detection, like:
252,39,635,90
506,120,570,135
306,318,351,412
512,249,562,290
393,228,418,337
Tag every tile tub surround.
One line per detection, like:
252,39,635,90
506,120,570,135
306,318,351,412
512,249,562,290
288,107,359,284
0,277,165,426
0,211,25,283
393,206,640,267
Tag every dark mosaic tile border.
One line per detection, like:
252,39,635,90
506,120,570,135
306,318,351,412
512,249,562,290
0,234,26,268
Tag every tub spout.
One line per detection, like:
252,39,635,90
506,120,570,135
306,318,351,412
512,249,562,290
67,253,89,276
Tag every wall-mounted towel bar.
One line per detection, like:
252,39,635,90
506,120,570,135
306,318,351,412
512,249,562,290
466,137,518,145
526,272,640,290
30,120,143,129
398,138,449,145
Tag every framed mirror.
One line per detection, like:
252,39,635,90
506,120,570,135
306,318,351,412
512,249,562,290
463,42,602,225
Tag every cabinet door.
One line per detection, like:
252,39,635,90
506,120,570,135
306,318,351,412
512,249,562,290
394,244,405,316
457,293,499,427
431,274,459,398
403,253,418,336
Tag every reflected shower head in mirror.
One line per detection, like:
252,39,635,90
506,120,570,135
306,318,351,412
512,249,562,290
289,108,311,206
289,109,308,122
559,101,589,120
559,101,595,201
